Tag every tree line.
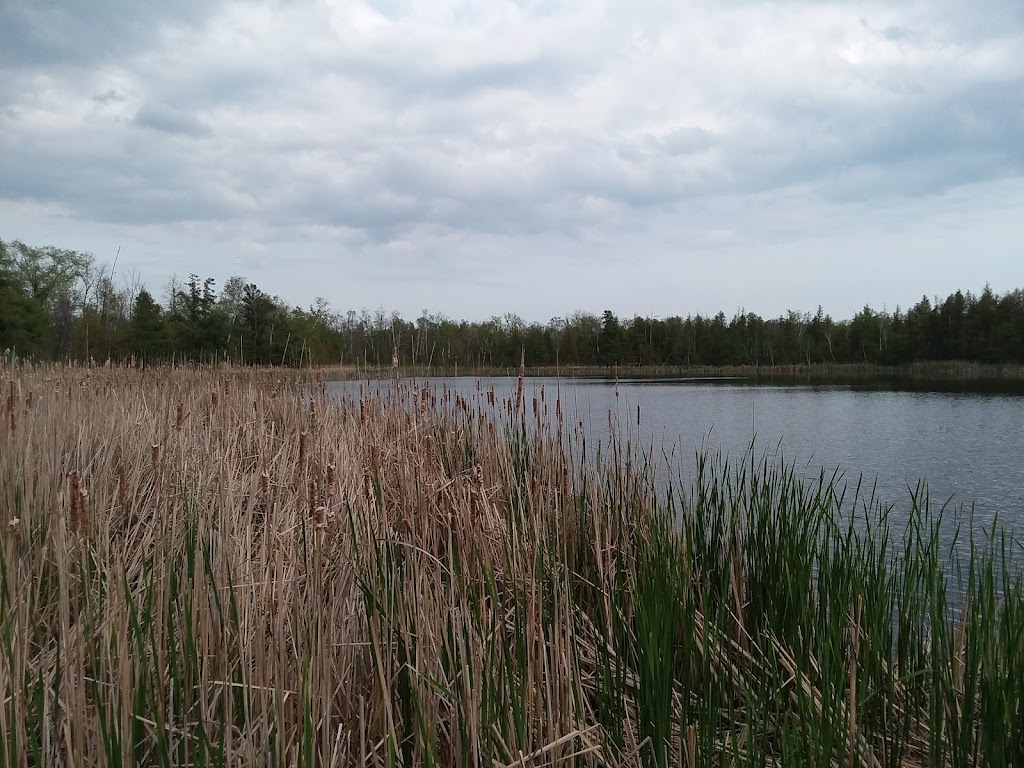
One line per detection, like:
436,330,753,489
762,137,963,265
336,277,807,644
3,238,1023,368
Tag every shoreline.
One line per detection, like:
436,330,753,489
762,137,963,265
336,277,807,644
318,360,1024,389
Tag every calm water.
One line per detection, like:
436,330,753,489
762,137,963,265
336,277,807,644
329,376,1024,541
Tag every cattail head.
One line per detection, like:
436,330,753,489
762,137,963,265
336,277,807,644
308,477,319,514
260,470,271,498
363,467,374,505
515,348,525,410
175,402,184,432
151,444,161,472
211,391,219,408
68,471,87,534
312,505,328,530
298,431,308,471
309,397,317,431
326,463,336,499
6,380,14,433
113,446,127,506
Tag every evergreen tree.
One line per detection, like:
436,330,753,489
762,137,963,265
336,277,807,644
128,290,170,362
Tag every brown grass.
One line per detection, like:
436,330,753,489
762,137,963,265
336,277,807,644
1,363,1020,766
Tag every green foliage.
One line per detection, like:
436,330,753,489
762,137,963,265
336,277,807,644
0,284,49,357
4,237,1024,368
128,290,170,362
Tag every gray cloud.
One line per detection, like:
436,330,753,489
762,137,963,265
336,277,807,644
134,103,212,137
2,0,1023,321
0,0,212,70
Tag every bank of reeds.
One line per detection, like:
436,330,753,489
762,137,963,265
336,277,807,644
328,361,1024,386
1,364,1022,766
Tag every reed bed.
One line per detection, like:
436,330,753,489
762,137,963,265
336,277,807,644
1,364,1021,766
326,361,1024,386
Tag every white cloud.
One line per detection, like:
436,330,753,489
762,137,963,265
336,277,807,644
2,0,1022,321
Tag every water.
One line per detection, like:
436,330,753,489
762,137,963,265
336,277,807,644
328,376,1024,542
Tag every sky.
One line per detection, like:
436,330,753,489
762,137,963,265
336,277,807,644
2,0,1023,323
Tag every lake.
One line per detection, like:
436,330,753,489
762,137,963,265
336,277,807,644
328,376,1024,547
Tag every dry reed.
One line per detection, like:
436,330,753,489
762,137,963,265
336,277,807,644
0,363,1020,766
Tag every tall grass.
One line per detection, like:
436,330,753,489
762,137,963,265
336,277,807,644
0,364,1021,765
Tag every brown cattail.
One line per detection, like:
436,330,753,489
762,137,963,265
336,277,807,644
113,446,127,507
175,402,184,432
260,470,271,498
6,381,14,433
515,348,525,410
77,486,89,534
298,431,308,472
326,464,336,499
308,477,319,514
211,391,219,408
151,444,161,473
309,397,317,432
363,467,374,505
68,471,86,533
312,505,328,530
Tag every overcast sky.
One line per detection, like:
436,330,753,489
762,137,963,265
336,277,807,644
2,1,1022,322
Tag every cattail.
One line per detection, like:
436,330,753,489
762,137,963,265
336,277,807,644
308,478,319,514
260,470,271,499
6,380,14,433
298,431,308,472
77,486,89,534
175,402,184,432
515,348,525,410
151,444,161,473
211,390,219,408
68,471,86,533
363,467,374,505
326,464,336,499
312,505,328,530
113,446,127,507
69,470,80,512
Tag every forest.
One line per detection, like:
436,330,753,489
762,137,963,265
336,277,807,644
3,238,1023,368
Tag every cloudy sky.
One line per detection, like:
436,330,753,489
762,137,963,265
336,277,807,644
2,1,1022,322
